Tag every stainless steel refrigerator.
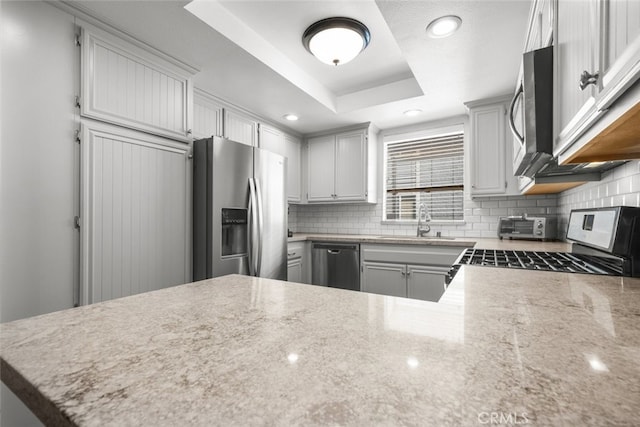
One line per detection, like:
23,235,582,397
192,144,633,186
193,136,287,281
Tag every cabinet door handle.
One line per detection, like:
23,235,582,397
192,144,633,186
579,70,599,91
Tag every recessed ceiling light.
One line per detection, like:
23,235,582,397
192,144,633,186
283,114,299,121
426,15,462,39
302,17,371,66
404,109,422,117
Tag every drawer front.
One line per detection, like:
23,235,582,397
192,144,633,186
287,241,305,260
361,244,463,266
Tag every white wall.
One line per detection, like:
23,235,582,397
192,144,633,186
1,1,78,424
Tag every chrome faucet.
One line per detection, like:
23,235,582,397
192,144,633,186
416,202,431,237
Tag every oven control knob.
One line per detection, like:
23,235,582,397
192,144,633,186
536,230,543,235
537,223,543,228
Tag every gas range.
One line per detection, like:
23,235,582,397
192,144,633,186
452,207,640,279
456,249,625,276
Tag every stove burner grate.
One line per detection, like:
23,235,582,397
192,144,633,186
456,249,624,276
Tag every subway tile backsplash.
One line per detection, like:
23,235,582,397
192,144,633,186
289,161,640,240
557,160,640,235
289,193,558,238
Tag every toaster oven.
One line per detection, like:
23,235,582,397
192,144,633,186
498,215,557,241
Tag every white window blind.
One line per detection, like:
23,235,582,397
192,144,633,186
385,131,464,221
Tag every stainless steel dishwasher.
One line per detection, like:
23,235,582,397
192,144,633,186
311,243,360,291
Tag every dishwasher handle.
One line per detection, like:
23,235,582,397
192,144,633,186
312,243,359,251
327,249,341,255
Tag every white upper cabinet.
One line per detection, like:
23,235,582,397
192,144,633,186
224,109,258,146
193,89,223,139
306,125,377,204
554,0,599,151
80,23,195,142
284,134,302,203
258,124,302,203
307,134,336,202
259,124,284,155
334,130,367,200
553,0,640,163
466,96,519,197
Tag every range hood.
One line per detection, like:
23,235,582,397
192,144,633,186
509,46,625,180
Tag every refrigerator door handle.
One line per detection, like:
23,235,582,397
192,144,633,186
248,178,260,276
254,178,265,276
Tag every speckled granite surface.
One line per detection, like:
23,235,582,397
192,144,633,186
2,270,639,426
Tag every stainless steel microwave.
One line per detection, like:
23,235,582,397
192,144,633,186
498,215,557,241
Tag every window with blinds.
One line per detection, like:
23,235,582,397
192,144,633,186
385,131,464,221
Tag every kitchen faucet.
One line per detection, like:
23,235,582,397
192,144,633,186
416,202,431,237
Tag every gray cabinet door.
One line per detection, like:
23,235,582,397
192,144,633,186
361,262,406,298
406,265,448,302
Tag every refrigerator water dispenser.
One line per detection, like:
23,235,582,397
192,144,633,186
221,208,247,257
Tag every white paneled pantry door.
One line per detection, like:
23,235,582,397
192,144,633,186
80,121,191,304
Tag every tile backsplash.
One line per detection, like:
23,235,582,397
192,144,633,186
289,193,558,238
557,160,640,235
289,161,640,240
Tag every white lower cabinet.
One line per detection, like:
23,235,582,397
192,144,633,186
360,244,466,302
361,262,406,298
361,262,449,302
287,258,303,283
406,265,450,302
287,241,309,283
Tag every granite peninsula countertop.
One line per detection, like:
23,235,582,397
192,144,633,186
2,269,640,426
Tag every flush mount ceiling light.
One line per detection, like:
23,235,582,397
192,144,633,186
283,114,299,121
302,17,371,66
426,15,462,38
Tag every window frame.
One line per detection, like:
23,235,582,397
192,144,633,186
382,124,466,224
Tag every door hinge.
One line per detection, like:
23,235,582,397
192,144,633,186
505,180,507,189
75,34,81,47
75,129,81,144
75,95,81,109
74,216,81,230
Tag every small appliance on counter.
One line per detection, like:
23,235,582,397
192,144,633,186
458,207,640,278
498,214,557,241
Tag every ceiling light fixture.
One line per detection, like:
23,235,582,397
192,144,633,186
426,15,462,39
283,114,299,121
404,109,422,117
302,17,371,66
